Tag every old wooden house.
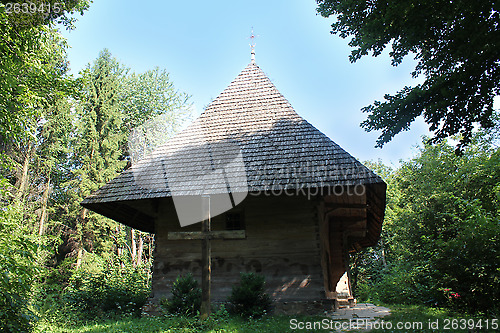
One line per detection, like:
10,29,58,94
82,58,386,313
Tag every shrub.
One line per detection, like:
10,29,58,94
161,273,201,316
58,253,150,321
228,272,271,318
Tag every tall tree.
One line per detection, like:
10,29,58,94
35,97,76,236
317,0,500,149
65,49,192,266
69,49,128,264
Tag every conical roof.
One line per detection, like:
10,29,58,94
82,62,385,236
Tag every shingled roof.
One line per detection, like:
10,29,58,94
82,61,386,241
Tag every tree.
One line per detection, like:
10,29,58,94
64,49,191,267
0,182,39,332
317,0,500,149
0,1,88,144
35,97,76,236
393,137,499,312
67,49,128,265
359,126,500,312
121,67,190,134
122,67,191,164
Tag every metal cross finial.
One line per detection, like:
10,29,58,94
249,28,257,62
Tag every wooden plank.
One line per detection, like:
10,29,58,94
317,200,332,297
168,230,246,240
200,196,211,320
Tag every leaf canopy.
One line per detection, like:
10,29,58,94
317,0,500,148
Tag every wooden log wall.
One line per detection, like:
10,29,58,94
152,193,325,303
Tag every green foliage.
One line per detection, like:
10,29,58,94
161,273,201,317
228,273,271,318
35,313,330,333
317,0,499,148
0,3,191,329
0,1,81,144
3,0,91,30
354,131,500,315
31,258,73,322
121,67,191,133
62,48,191,259
74,49,128,196
369,265,426,306
0,197,39,332
64,254,150,319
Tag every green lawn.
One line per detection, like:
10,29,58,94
35,305,498,333
35,315,330,333
370,305,498,333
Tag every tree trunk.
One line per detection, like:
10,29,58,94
16,142,34,201
380,238,388,269
38,170,52,236
148,234,155,265
115,225,126,268
137,232,144,267
131,228,137,267
76,248,84,268
76,208,87,269
116,225,122,256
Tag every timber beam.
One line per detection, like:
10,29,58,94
167,230,246,240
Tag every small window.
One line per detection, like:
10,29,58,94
225,212,244,230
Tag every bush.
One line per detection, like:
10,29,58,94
56,253,150,322
228,272,271,318
161,273,201,316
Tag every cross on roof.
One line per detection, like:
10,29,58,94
249,28,257,62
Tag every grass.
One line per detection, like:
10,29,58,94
35,305,498,332
370,304,498,333
35,314,330,333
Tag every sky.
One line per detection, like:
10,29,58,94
60,0,431,167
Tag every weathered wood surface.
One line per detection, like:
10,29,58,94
152,194,323,302
200,196,211,319
167,230,246,240
151,187,378,305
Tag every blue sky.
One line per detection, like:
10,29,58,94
60,0,430,166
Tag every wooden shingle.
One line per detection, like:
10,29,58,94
82,62,385,235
